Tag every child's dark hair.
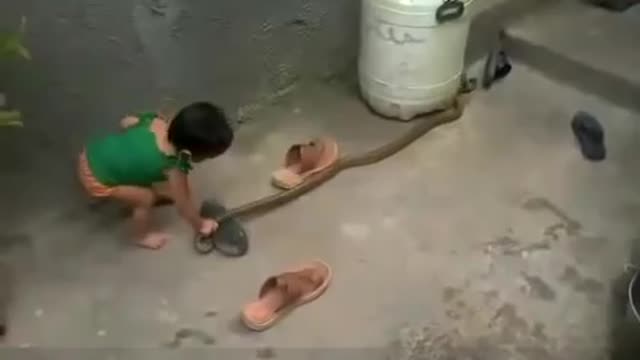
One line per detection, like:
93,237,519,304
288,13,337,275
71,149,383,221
168,102,233,159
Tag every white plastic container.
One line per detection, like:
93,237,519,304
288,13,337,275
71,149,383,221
359,0,475,121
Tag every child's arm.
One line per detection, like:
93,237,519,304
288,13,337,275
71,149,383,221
120,115,139,129
166,168,217,234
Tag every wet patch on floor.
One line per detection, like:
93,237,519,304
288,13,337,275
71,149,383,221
518,196,608,268
520,272,557,301
559,266,605,304
204,310,218,318
531,322,549,342
483,289,500,303
572,235,609,265
442,286,476,321
431,194,610,357
392,317,557,360
488,303,530,342
484,233,552,258
444,302,467,321
543,223,566,241
483,197,605,269
423,242,588,360
484,235,520,255
522,197,582,236
256,346,276,359
164,328,216,348
442,287,464,304
436,282,561,357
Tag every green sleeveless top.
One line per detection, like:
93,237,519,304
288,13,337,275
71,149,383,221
86,112,192,187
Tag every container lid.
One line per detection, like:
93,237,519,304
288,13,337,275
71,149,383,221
371,0,476,16
379,0,475,10
394,0,474,8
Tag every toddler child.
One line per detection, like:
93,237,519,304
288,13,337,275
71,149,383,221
78,102,233,249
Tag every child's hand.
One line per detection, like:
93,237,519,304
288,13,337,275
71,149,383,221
199,218,219,237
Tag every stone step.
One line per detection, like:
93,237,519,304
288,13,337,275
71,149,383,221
504,0,640,112
466,0,554,64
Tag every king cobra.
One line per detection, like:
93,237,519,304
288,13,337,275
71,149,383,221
195,93,468,253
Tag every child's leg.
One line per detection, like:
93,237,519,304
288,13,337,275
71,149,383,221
151,182,175,206
151,181,193,206
110,185,168,249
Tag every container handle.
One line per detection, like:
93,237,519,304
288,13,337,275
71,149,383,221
436,0,465,24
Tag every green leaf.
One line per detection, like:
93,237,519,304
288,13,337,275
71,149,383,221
0,110,23,127
0,16,30,60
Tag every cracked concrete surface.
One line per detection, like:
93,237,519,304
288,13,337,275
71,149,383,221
0,62,638,359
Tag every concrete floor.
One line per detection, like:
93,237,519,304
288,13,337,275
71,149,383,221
1,62,639,359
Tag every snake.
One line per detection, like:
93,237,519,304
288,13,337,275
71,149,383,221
194,92,468,253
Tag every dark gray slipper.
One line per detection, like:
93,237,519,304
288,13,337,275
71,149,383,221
195,200,249,257
588,0,640,11
571,111,606,161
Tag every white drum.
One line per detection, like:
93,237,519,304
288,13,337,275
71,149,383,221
359,0,475,121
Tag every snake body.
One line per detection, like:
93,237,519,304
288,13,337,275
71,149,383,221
195,95,466,254
218,96,465,222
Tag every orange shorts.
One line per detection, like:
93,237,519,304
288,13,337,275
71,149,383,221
77,150,114,197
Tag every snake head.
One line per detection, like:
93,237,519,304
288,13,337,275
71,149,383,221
193,234,215,254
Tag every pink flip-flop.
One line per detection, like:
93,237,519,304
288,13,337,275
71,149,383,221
242,260,332,331
271,138,339,189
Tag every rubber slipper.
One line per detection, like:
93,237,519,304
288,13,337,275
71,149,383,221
589,0,640,11
195,199,249,257
271,137,339,190
242,260,332,331
571,111,606,161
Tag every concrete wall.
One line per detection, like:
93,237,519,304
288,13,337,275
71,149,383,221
0,0,359,127
0,0,358,224
0,0,541,226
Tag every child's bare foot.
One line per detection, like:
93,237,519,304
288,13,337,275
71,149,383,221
136,232,169,250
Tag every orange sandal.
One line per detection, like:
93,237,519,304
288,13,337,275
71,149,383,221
242,260,332,331
271,138,339,190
